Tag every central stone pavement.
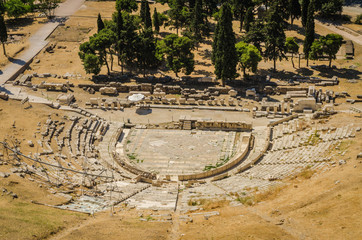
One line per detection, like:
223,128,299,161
124,129,249,176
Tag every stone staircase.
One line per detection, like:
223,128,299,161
183,120,192,130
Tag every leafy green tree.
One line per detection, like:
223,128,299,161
168,0,189,35
314,0,343,17
319,0,343,18
301,0,309,27
243,19,265,54
303,0,315,66
235,41,262,78
285,37,299,68
79,28,116,75
5,0,31,18
157,33,194,77
289,0,301,25
232,0,253,32
264,2,287,71
244,6,253,32
97,13,105,33
37,0,60,18
212,3,238,86
0,14,7,56
355,14,362,25
153,8,160,33
309,33,343,67
82,53,103,75
116,0,138,13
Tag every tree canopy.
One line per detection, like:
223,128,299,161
116,0,138,13
235,41,262,78
285,37,299,68
157,33,195,77
309,33,343,67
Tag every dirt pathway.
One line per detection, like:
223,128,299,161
315,20,362,45
0,0,85,86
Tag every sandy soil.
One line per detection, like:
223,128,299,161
0,16,49,68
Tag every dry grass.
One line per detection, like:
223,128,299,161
188,198,229,210
0,195,85,240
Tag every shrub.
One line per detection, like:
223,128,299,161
355,14,362,24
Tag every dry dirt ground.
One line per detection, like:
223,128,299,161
0,2,361,240
23,2,362,85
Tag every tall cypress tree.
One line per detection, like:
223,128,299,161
304,0,315,66
144,1,152,29
116,10,124,69
0,15,7,56
244,7,254,33
140,0,146,22
212,3,238,86
301,0,309,27
153,8,160,33
97,13,105,33
191,0,203,43
264,2,287,71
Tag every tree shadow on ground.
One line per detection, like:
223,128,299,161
8,57,26,66
296,67,314,76
258,69,297,80
199,48,212,60
313,66,362,79
136,108,152,115
194,69,213,76
195,60,211,67
288,23,321,39
6,17,34,31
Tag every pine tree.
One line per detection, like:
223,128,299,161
243,19,265,54
0,14,7,56
212,3,238,86
169,0,186,35
244,7,253,33
153,8,160,33
303,0,315,66
233,0,253,32
97,13,105,33
264,2,287,71
157,34,195,77
144,1,152,29
301,0,309,27
289,0,301,25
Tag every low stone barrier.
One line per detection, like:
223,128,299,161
178,134,251,181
